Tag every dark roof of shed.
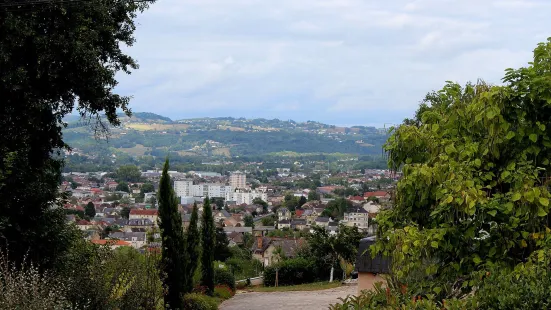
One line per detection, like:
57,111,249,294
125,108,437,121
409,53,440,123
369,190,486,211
355,237,391,274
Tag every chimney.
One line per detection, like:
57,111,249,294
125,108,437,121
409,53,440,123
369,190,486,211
257,236,263,249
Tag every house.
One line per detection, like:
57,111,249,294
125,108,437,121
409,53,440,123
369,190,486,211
363,191,391,201
343,207,369,231
227,231,243,246
291,219,307,230
295,208,305,218
108,232,147,249
363,201,382,213
91,239,132,250
277,208,290,221
129,209,158,226
214,210,231,223
348,196,365,203
125,219,155,231
278,219,291,229
315,216,330,227
76,220,94,231
355,237,390,293
307,208,324,225
252,237,305,266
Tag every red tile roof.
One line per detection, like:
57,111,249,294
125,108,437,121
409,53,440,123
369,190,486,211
364,191,389,198
130,209,158,216
76,220,91,225
349,196,365,201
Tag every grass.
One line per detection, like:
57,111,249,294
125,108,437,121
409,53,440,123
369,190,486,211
246,281,342,292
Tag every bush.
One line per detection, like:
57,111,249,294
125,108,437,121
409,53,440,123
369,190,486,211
264,257,317,286
182,293,218,310
214,268,236,291
0,253,70,309
214,285,234,299
474,264,551,309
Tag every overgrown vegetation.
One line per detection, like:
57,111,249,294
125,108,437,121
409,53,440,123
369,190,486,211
332,38,551,309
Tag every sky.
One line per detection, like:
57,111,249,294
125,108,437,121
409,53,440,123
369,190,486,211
115,0,551,127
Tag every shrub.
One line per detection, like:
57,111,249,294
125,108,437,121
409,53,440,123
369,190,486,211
264,257,317,286
214,285,234,299
474,264,551,309
182,293,218,310
214,268,236,291
0,253,70,309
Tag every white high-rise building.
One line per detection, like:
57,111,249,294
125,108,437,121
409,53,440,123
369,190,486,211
230,171,247,189
174,180,232,199
225,189,267,205
174,180,193,198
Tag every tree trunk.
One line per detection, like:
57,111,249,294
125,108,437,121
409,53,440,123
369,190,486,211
329,266,334,282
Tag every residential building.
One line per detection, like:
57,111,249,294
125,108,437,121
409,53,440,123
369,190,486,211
129,209,158,226
343,207,369,231
277,207,290,221
278,219,291,229
252,236,305,266
174,180,232,199
291,219,307,230
174,180,193,198
355,237,390,293
109,232,147,249
225,189,267,205
230,171,247,189
315,216,330,227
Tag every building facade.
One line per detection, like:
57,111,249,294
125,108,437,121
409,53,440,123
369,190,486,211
230,171,247,189
225,189,267,205
342,207,369,231
174,180,232,199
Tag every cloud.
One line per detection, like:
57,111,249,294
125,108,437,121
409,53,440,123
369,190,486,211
115,0,551,126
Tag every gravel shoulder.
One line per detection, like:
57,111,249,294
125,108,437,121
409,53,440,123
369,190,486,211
219,284,357,310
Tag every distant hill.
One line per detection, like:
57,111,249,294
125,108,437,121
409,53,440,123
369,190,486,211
62,113,389,159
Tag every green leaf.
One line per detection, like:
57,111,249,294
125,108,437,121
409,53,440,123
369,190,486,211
539,124,546,131
506,131,516,139
444,195,453,204
501,171,510,179
474,158,481,167
430,241,439,248
537,208,548,217
473,256,482,264
540,197,549,207
530,134,538,142
512,192,522,201
487,210,497,217
433,286,442,294
486,109,496,120
445,144,456,155
507,162,516,171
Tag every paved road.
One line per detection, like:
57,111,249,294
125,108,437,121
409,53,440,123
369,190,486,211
219,285,357,310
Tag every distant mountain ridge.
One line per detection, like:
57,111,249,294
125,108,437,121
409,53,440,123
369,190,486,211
62,112,390,159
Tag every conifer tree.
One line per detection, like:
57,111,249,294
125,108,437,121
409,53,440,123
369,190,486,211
184,202,200,293
158,159,187,309
201,197,215,296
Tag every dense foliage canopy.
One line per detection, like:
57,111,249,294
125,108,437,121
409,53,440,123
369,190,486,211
375,38,551,297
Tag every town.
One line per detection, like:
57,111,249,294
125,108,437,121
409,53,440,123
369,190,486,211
62,167,398,261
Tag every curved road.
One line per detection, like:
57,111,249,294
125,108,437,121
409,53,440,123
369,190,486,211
219,285,357,310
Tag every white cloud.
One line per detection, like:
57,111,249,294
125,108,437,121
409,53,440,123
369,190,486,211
116,0,551,125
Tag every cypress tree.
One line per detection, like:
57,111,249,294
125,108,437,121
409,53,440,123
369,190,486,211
201,197,215,296
184,202,200,293
158,159,187,309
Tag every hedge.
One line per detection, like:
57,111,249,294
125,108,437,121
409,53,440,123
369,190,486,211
264,257,318,286
214,268,236,292
182,293,218,310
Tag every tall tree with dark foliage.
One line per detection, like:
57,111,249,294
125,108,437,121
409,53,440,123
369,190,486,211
158,159,187,309
0,0,153,269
